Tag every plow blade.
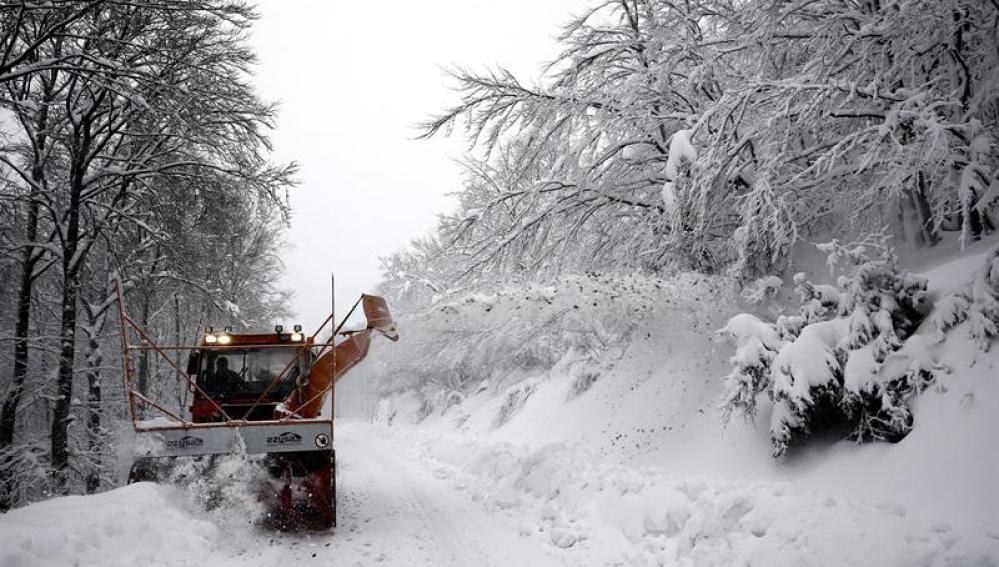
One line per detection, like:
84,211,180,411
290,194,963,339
129,419,336,530
132,419,333,458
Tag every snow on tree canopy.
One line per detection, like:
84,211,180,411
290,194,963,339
770,318,848,410
930,248,999,349
660,129,697,214
929,292,971,342
842,343,880,394
664,129,696,182
718,313,784,423
223,300,240,317
969,276,999,348
720,313,780,348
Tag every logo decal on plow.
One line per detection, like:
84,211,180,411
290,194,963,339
165,435,204,450
266,431,303,446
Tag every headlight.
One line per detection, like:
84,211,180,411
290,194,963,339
217,334,232,345
290,332,303,342
204,334,218,344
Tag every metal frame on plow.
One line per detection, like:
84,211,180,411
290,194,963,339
113,276,348,451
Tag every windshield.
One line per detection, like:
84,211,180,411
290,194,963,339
200,347,303,398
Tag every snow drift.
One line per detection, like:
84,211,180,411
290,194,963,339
0,483,279,567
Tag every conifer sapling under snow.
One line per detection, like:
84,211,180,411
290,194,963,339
721,238,937,457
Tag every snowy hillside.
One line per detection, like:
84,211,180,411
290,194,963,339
344,238,999,565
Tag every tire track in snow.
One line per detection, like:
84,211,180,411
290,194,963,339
281,421,566,567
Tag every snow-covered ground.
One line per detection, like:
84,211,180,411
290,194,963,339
3,240,998,567
363,356,998,566
0,422,567,567
0,475,277,567
351,237,999,565
3,418,993,567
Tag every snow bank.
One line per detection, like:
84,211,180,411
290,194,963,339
408,431,996,567
0,483,281,567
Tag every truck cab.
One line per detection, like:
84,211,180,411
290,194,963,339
186,329,316,422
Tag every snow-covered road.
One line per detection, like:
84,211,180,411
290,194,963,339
307,421,564,566
2,419,996,567
0,421,565,567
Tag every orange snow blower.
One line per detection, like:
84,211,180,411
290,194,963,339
115,278,397,530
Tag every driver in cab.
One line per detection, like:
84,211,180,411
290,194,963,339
211,356,241,395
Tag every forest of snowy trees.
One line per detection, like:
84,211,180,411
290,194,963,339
381,0,998,306
374,0,999,456
0,1,293,509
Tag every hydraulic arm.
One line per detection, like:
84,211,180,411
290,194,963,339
284,294,398,419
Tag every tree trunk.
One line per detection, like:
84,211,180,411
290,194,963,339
2,57,57,504
967,206,994,241
50,271,80,490
51,162,84,491
0,200,41,512
84,333,102,494
136,293,151,410
174,292,185,409
81,288,112,495
0,99,51,453
135,248,162,414
912,172,939,246
0,200,40,449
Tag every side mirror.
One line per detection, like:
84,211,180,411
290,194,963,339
186,351,201,375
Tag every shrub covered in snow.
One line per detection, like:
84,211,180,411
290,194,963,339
0,440,52,508
929,292,972,341
740,275,784,305
968,249,999,347
932,247,999,349
718,314,782,424
792,272,840,323
720,238,949,457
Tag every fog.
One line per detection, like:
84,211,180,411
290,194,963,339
251,0,588,329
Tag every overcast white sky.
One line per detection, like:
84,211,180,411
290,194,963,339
250,1,588,330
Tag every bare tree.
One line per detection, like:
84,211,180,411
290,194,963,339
0,0,296,500
0,1,105,89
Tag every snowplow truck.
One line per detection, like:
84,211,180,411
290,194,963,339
117,282,397,530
